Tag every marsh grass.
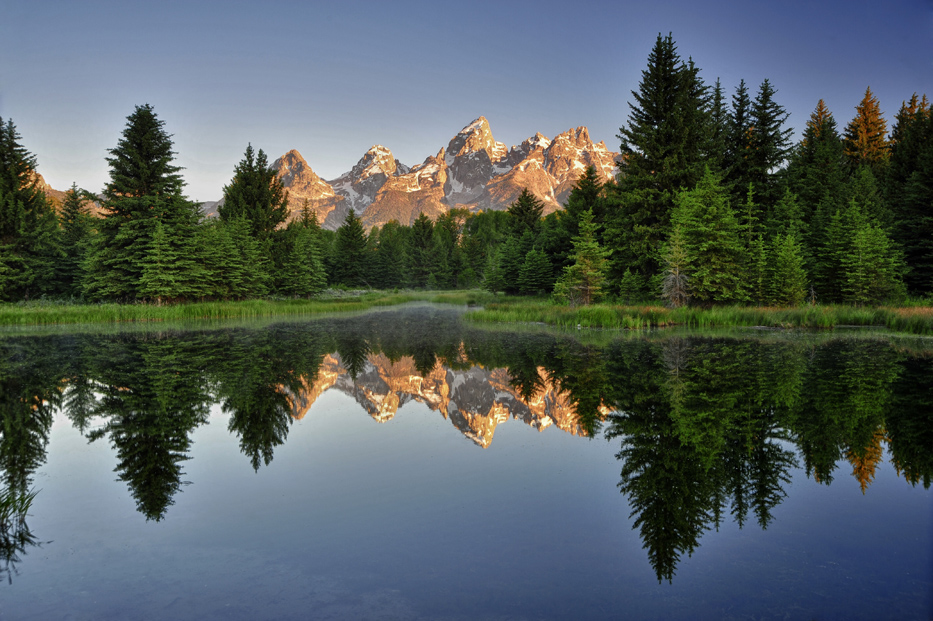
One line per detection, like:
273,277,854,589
0,290,498,326
466,300,933,335
4,291,932,335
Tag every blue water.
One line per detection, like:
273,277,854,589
0,307,930,620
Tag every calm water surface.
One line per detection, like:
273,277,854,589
1,305,930,620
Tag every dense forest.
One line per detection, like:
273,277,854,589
0,34,930,306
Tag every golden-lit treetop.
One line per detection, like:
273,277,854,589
843,87,890,171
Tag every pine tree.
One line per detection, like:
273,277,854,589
483,244,506,295
0,117,63,300
58,183,96,297
518,247,553,295
553,210,609,306
887,94,932,294
842,222,902,305
507,188,545,239
769,233,808,306
747,233,769,306
278,222,326,297
407,213,435,288
333,209,369,287
219,144,289,241
139,221,180,304
669,168,746,305
705,78,730,172
784,100,847,252
660,224,691,308
373,219,408,289
843,87,890,174
747,79,792,210
84,104,202,301
606,33,711,284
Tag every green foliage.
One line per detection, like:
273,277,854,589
607,34,711,283
669,169,746,305
0,117,62,300
553,210,609,306
507,188,544,239
887,95,933,294
84,105,202,302
842,222,902,305
746,79,792,209
219,144,289,241
406,213,435,288
660,226,690,308
333,209,369,287
518,247,552,295
58,184,96,297
769,233,808,306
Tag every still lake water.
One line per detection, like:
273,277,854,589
0,304,930,620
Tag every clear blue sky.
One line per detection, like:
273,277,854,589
1,0,930,201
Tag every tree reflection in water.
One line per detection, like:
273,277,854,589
0,307,929,584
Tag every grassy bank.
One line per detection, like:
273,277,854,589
0,290,501,326
466,300,933,335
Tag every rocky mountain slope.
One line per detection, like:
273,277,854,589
283,352,611,448
274,117,619,229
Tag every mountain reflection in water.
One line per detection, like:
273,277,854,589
0,305,931,591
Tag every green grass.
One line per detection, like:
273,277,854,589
4,291,932,336
465,300,933,335
0,290,478,326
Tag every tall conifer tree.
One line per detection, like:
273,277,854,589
0,117,63,300
843,87,890,174
85,104,202,301
607,33,711,284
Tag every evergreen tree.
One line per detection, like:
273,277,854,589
84,104,202,302
407,213,435,288
58,184,96,297
769,233,808,306
747,79,792,209
842,222,902,304
278,222,327,297
219,144,289,241
496,235,525,295
784,100,847,252
607,33,711,284
618,268,646,304
724,79,753,199
332,209,369,287
553,166,605,273
372,220,408,289
843,87,890,174
553,210,609,306
518,247,552,295
669,168,746,305
660,225,690,308
886,94,932,294
747,233,769,306
705,78,729,172
507,188,545,239
138,221,180,304
482,244,507,295
0,117,63,300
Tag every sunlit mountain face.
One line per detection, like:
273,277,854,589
1,305,930,618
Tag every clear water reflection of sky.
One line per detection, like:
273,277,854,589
1,0,930,200
2,308,931,619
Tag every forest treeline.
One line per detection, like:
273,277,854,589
0,34,930,306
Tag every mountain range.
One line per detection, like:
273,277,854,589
35,117,619,230
273,116,619,230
